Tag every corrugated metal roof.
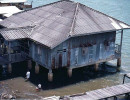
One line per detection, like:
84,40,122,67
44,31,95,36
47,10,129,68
0,26,33,40
0,0,27,3
0,0,130,49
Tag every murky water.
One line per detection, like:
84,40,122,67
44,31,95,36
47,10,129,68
1,0,130,98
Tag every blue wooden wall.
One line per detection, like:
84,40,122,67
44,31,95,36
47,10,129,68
29,31,116,69
30,42,51,69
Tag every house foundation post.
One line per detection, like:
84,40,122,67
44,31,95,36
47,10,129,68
117,30,123,69
94,63,99,71
8,63,12,73
68,68,72,78
28,60,32,69
48,69,53,82
117,58,121,67
8,41,12,73
35,63,39,74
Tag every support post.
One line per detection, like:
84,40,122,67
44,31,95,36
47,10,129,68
123,74,126,84
7,42,12,73
117,30,123,68
28,60,32,69
48,69,53,82
117,58,121,67
68,68,72,78
8,41,11,61
94,63,99,71
8,63,12,73
35,63,39,74
120,30,123,53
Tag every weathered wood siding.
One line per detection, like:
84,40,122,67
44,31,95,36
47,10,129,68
51,31,116,69
0,31,118,68
29,31,117,69
29,42,51,69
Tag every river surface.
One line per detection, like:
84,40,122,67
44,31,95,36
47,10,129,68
1,0,130,98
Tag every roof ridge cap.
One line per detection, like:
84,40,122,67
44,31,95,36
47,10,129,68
69,2,79,37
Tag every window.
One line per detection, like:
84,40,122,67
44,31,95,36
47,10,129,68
82,47,86,55
82,47,88,56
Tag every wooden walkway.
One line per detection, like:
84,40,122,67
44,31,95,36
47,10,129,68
42,83,130,100
42,74,130,100
63,83,130,100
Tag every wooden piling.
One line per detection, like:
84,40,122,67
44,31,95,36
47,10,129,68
48,70,53,82
8,63,12,73
123,74,126,84
117,58,121,67
35,63,39,74
94,63,99,71
68,68,72,78
28,60,32,69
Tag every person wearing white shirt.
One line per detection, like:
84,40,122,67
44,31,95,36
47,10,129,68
25,71,30,81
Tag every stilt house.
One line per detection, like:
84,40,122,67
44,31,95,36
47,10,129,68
0,0,130,81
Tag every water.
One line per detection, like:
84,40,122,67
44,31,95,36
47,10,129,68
1,0,130,97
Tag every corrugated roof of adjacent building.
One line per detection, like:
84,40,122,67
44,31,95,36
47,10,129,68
0,0,130,49
0,26,33,40
0,6,22,17
0,0,27,3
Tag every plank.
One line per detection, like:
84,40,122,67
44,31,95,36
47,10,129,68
67,83,130,100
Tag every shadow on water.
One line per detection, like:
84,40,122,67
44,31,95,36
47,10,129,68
0,61,119,90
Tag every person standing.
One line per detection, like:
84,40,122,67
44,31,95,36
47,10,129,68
25,70,30,81
36,84,42,92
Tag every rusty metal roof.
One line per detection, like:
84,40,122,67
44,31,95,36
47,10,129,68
0,0,130,49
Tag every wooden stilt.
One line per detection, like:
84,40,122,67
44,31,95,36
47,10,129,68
8,63,12,73
48,70,53,82
68,68,72,78
35,63,39,74
94,63,99,71
28,60,32,69
117,58,121,67
123,74,126,84
117,58,121,71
